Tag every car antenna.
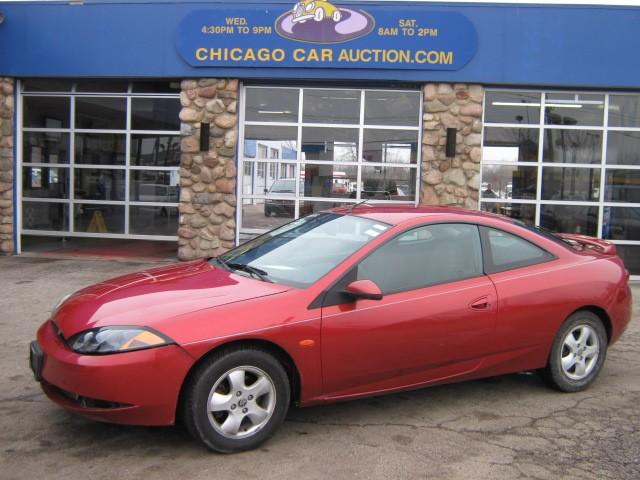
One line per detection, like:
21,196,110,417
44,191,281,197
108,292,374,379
349,200,369,213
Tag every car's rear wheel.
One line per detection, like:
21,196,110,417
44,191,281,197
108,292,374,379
543,311,607,392
314,8,325,21
182,347,290,452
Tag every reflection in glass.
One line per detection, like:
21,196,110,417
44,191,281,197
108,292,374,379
362,129,418,164
481,202,535,224
130,206,178,236
75,80,129,93
481,165,537,200
131,135,180,166
607,131,640,165
364,91,420,126
603,207,640,241
484,91,541,124
608,95,640,128
22,167,69,199
244,126,298,160
23,79,73,92
302,164,357,198
75,133,126,165
243,199,294,230
540,205,598,236
23,97,70,128
130,170,179,203
360,166,415,200
300,201,352,217
23,132,70,164
242,162,299,196
483,127,539,163
301,127,358,162
73,204,125,234
76,97,126,130
544,93,604,126
542,129,602,164
22,202,68,231
131,98,181,131
615,245,640,275
74,168,125,201
303,89,360,124
605,169,640,203
541,167,600,201
245,88,298,123
131,81,181,93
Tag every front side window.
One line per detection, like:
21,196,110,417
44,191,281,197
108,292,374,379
356,223,483,294
482,227,554,273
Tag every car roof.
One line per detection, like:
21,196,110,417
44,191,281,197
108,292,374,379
329,204,517,227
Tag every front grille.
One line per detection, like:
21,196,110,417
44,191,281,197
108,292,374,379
43,381,131,409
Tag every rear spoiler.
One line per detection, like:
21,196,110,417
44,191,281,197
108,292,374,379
557,233,617,255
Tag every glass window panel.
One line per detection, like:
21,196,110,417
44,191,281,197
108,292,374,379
541,167,600,201
131,81,181,93
364,91,420,126
301,127,358,162
73,204,125,234
23,79,73,92
75,97,126,130
360,166,416,201
481,165,538,200
483,127,539,163
544,93,604,126
540,205,598,236
481,202,535,224
130,170,179,203
606,131,640,166
362,129,418,164
299,200,353,217
244,87,298,123
302,164,357,199
614,245,640,275
608,95,640,128
75,133,126,165
244,126,298,160
542,129,602,164
486,228,552,272
243,199,294,230
131,134,181,167
22,167,69,199
603,207,640,241
303,89,360,124
23,97,70,128
75,80,129,93
605,169,640,203
484,91,541,125
23,132,70,164
130,206,178,236
131,98,180,131
22,202,68,231
74,168,125,201
242,162,299,196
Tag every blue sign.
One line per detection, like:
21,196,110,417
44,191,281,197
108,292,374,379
176,4,477,70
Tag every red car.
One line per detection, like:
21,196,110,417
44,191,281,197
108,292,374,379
30,205,632,452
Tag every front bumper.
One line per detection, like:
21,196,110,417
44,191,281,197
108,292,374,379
292,13,314,23
33,320,194,425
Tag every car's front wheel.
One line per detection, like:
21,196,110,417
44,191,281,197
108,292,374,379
182,347,290,452
543,311,608,392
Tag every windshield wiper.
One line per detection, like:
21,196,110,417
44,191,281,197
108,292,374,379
226,262,272,283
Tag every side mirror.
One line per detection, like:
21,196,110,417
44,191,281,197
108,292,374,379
343,279,383,301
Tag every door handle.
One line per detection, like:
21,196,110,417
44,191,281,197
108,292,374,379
470,297,490,310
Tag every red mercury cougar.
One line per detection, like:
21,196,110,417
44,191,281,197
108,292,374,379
30,205,632,452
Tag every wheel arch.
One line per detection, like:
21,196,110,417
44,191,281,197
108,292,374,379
176,338,302,423
570,305,612,343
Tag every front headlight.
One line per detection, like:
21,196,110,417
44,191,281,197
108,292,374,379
68,327,173,355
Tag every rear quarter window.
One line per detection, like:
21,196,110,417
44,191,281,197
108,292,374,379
482,227,555,273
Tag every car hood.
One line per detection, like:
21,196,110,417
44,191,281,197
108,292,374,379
52,259,292,338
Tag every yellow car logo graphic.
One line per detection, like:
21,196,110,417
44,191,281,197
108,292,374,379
292,0,342,24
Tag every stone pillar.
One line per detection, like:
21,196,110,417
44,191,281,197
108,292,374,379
178,78,239,261
0,78,14,255
420,83,483,209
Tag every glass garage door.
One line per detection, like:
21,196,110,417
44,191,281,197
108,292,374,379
19,79,181,242
238,86,422,240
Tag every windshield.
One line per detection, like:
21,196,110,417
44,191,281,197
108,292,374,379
269,179,301,194
215,213,391,288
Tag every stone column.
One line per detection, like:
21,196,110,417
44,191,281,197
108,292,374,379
178,79,239,261
420,83,483,209
0,78,14,255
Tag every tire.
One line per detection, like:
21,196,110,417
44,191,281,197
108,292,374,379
333,10,342,22
314,8,325,22
182,347,290,453
543,311,608,392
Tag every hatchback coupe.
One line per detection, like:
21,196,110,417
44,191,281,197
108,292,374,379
30,205,632,452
